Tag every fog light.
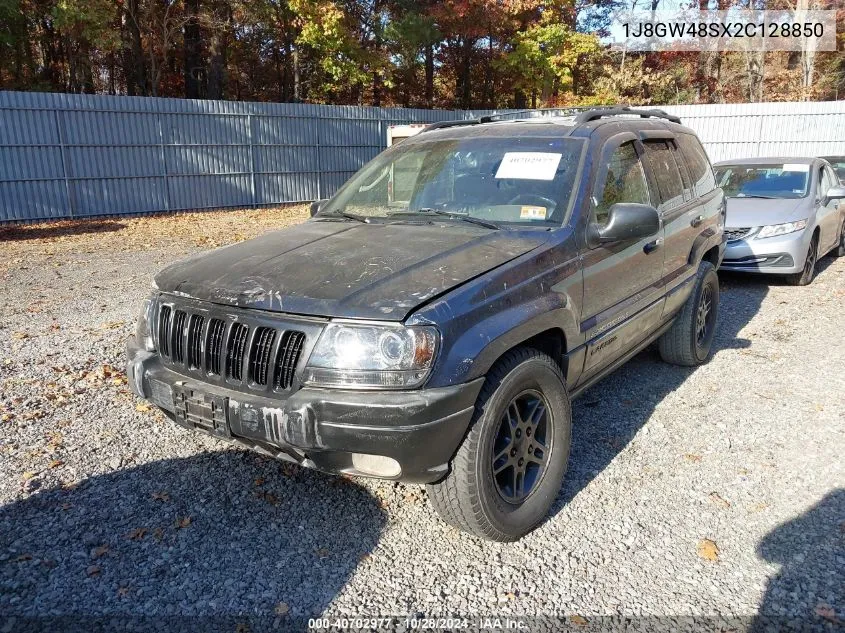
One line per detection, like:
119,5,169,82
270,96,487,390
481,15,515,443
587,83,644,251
351,453,401,478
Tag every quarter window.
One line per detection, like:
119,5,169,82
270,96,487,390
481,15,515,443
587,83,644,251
593,141,649,226
677,134,716,197
642,140,685,210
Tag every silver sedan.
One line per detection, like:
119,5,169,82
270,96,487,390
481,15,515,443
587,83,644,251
715,157,845,285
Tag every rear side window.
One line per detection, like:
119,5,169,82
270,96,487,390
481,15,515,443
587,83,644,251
677,134,716,197
642,140,685,211
593,141,650,226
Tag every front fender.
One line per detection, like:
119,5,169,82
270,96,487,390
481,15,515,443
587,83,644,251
409,243,583,389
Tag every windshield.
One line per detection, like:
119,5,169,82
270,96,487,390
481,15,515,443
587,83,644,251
714,163,810,199
319,136,585,226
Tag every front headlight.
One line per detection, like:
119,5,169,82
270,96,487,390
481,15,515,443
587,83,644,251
303,322,438,389
756,219,807,239
135,297,156,352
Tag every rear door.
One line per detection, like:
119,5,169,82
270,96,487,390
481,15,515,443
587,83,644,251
579,134,665,379
640,136,698,291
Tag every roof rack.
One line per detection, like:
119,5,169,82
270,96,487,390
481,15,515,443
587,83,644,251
419,105,680,135
573,106,681,125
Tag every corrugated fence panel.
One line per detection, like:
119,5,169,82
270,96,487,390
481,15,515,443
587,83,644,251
1,90,844,222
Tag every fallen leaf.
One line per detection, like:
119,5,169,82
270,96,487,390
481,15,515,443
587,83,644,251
697,538,719,562
12,332,29,340
684,454,702,463
117,585,131,598
254,477,265,486
100,321,126,330
127,528,147,540
21,471,36,481
570,615,589,626
14,553,32,562
175,516,191,529
153,527,165,542
135,403,151,412
86,565,101,577
151,491,170,502
91,545,110,559
274,602,290,616
48,459,64,469
708,492,730,508
315,547,330,559
815,603,837,622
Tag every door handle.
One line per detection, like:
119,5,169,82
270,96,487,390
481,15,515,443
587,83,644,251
644,238,662,254
690,215,704,227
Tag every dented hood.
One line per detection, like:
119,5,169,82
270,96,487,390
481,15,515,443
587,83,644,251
154,220,547,320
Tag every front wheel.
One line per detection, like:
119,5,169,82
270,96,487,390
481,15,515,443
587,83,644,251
427,348,571,541
835,221,845,257
786,234,818,286
658,261,720,367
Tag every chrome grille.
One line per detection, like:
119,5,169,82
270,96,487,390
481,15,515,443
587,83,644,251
158,305,172,358
249,327,277,386
725,227,752,242
172,310,187,363
226,323,249,381
205,319,226,375
154,301,309,393
187,314,205,369
275,331,305,390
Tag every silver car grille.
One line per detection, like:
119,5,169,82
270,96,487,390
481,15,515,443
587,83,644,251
724,227,753,242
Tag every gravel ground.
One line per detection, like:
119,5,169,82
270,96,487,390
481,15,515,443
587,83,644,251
1,209,843,631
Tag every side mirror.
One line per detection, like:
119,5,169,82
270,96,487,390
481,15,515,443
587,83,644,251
588,203,660,247
824,186,845,204
310,199,328,217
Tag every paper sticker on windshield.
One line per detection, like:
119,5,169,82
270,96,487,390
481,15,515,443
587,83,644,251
782,163,809,172
520,206,547,220
496,152,562,180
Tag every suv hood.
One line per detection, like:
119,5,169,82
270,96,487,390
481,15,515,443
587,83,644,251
154,220,548,320
725,197,811,228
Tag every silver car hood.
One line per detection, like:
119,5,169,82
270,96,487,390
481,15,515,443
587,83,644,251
724,197,811,228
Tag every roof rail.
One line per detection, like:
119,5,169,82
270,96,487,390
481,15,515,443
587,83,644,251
418,105,680,135
574,106,681,125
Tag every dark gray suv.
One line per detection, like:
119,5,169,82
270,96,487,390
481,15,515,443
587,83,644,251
127,107,725,540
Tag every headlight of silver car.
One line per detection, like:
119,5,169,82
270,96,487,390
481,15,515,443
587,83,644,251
303,322,438,389
135,297,157,352
755,219,807,239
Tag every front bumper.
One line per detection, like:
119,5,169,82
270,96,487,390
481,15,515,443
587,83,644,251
126,338,483,484
720,229,807,275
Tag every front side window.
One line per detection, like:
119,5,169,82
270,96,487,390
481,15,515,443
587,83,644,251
320,136,586,226
593,141,649,226
642,140,685,210
714,163,810,199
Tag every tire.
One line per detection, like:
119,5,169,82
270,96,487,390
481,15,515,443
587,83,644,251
786,233,818,286
427,348,572,541
658,261,720,367
835,221,845,257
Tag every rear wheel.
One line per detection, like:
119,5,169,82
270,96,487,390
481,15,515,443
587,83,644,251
427,348,571,541
658,261,719,367
786,234,818,286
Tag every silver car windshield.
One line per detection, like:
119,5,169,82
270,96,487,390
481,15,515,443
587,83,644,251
319,136,585,226
715,164,810,199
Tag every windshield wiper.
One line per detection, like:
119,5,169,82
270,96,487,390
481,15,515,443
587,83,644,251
388,208,500,230
733,194,777,199
318,210,369,223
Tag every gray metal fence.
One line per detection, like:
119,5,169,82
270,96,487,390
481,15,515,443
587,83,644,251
2,91,844,223
0,91,490,223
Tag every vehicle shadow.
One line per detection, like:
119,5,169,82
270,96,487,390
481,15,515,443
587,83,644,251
752,489,845,631
554,273,768,510
0,220,126,242
0,450,386,632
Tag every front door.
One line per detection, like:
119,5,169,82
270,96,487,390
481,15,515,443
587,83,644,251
579,135,665,379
